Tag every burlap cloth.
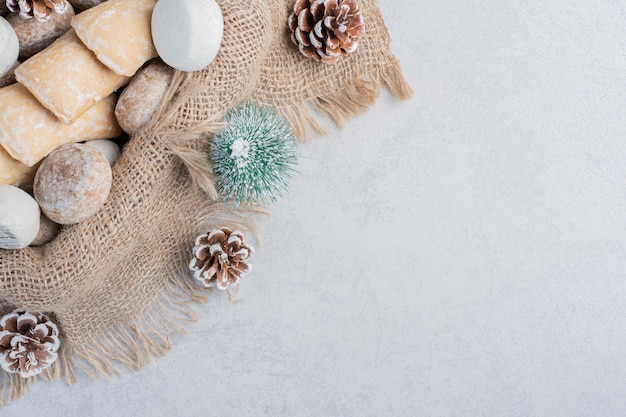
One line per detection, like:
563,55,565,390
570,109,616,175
0,0,411,403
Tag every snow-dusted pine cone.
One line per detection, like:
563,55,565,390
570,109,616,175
288,0,365,64
0,309,60,378
6,0,69,22
189,228,254,290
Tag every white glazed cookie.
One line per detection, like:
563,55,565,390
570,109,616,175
0,145,38,185
84,139,121,166
0,17,18,78
151,0,223,72
0,184,40,250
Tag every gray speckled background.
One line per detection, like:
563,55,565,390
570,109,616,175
6,0,626,415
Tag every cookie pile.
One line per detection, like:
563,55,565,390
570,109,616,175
0,0,224,249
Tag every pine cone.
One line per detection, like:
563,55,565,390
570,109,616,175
6,0,69,22
288,0,365,64
0,309,60,378
189,228,254,290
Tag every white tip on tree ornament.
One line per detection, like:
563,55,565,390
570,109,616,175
151,0,223,72
0,16,19,78
210,102,299,206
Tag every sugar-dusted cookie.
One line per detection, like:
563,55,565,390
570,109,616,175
15,29,129,124
0,145,38,185
34,143,112,225
0,83,121,166
115,61,173,135
72,0,158,77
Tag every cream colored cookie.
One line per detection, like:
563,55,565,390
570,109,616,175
0,145,38,185
72,0,158,77
15,29,129,124
0,83,121,166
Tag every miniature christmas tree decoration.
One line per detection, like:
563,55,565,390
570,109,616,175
0,309,60,378
210,102,298,206
288,0,365,64
6,0,69,22
189,228,254,290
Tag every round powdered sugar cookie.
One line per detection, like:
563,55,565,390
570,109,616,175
34,143,112,225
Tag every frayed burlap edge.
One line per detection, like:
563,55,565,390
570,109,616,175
0,199,262,405
0,67,411,407
0,11,412,410
63,203,262,378
266,58,413,139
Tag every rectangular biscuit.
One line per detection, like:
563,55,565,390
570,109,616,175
0,83,121,166
72,0,158,77
14,29,129,124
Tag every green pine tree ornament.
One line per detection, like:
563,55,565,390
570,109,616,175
210,102,299,206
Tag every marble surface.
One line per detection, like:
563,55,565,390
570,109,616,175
5,0,626,415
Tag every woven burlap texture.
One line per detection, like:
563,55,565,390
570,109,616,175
0,0,411,404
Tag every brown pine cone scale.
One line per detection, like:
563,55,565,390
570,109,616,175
6,0,69,22
0,309,60,378
288,0,365,64
189,228,254,290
